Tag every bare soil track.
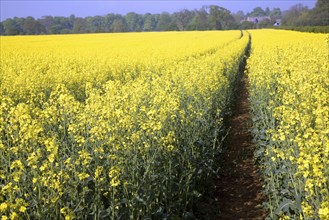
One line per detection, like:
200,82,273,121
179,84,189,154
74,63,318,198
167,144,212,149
195,35,266,220
195,72,266,220
215,73,266,220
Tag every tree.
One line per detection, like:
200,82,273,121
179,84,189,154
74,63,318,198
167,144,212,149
111,18,128,32
69,14,76,25
15,17,26,34
208,5,223,30
265,7,271,16
0,23,4,35
189,8,209,30
240,21,255,29
219,8,238,29
270,8,282,20
282,4,309,26
23,16,45,34
208,6,237,30
125,12,143,32
49,25,61,34
86,16,105,33
156,12,174,31
2,19,19,35
248,7,266,17
103,14,118,32
310,0,329,25
258,19,273,28
72,18,88,33
233,10,245,23
143,13,157,31
173,9,194,31
39,16,55,34
56,16,73,33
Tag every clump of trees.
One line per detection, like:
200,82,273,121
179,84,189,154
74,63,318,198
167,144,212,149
281,0,329,26
0,6,240,35
1,5,277,35
0,0,327,36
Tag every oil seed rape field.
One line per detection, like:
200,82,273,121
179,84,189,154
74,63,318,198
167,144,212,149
1,29,328,220
1,31,249,219
248,30,329,219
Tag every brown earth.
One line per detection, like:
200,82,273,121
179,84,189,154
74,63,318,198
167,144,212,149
195,72,267,220
195,36,266,220
215,73,266,220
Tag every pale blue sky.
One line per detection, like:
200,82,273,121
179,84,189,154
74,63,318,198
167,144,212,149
0,0,317,21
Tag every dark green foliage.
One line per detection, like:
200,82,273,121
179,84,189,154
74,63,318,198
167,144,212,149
111,18,129,32
208,6,237,30
143,13,158,31
247,7,267,17
0,5,242,35
273,26,329,33
282,0,329,26
1,0,327,35
126,12,143,32
2,18,20,35
0,23,4,35
240,21,255,30
156,12,176,31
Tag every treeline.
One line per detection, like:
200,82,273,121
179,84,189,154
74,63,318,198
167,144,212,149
281,0,328,26
0,5,281,35
0,0,328,36
274,26,329,33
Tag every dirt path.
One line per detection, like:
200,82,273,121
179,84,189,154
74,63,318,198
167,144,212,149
195,71,266,220
215,72,266,219
195,36,266,220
